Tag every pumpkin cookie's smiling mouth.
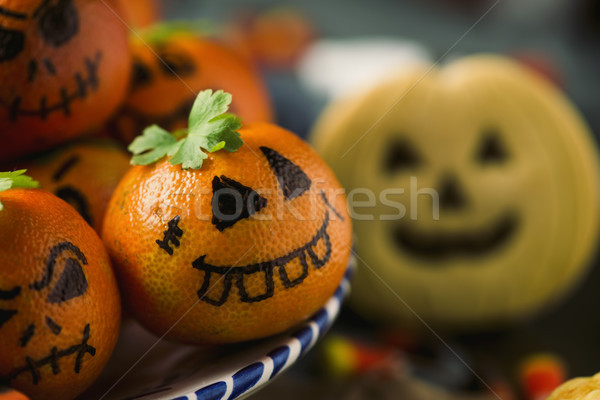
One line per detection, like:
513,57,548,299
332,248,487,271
391,212,520,260
6,51,102,122
193,211,332,306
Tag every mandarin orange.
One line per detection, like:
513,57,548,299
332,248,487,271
21,140,131,233
0,178,121,400
0,0,132,161
0,387,29,400
227,8,316,69
102,122,352,344
105,27,273,146
0,0,131,160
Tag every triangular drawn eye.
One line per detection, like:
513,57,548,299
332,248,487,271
383,138,422,173
476,130,509,164
260,147,312,201
47,257,88,304
31,242,88,291
0,27,25,62
0,309,17,329
212,176,268,232
0,286,21,329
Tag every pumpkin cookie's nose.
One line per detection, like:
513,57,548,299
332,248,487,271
437,174,468,211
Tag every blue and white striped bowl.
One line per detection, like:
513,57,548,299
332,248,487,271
91,257,354,400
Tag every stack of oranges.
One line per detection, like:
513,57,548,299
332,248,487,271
0,1,352,399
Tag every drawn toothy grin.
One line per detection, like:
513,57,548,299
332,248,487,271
1,324,96,385
193,211,332,306
392,212,519,260
6,51,102,121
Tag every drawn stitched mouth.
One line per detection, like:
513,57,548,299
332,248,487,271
391,212,519,261
2,324,96,385
193,211,332,306
6,51,102,122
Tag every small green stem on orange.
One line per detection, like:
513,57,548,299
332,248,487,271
0,170,40,211
128,90,243,170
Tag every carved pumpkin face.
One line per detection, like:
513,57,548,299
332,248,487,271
0,0,131,161
311,55,600,328
106,31,273,146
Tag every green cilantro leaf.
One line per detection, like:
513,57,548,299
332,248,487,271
168,135,209,170
129,125,181,166
128,90,244,170
0,170,40,211
188,90,232,131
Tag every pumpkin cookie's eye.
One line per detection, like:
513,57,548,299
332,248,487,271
35,0,79,47
0,27,25,62
475,129,510,165
383,137,422,174
157,50,196,77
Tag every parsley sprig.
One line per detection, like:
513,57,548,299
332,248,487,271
0,170,40,211
128,90,243,170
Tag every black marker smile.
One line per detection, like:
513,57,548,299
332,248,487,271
392,212,519,260
193,211,332,306
2,324,95,386
7,51,102,121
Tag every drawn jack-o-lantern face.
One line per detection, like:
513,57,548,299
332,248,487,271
0,0,132,161
106,31,273,145
0,244,96,398
0,243,90,350
0,190,121,399
103,123,352,343
311,55,600,328
20,140,131,233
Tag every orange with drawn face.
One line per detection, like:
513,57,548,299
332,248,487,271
106,29,273,146
20,140,130,234
0,0,131,161
103,122,351,344
0,188,121,400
